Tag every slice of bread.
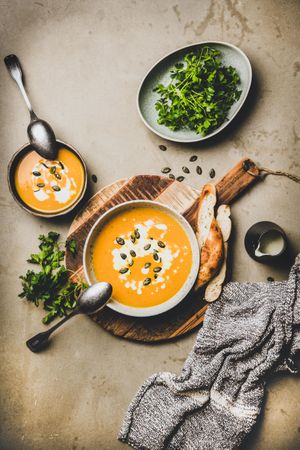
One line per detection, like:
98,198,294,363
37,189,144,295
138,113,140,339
204,204,231,302
194,184,224,291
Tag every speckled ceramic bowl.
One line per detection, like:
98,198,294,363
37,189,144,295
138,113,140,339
83,200,200,317
137,41,252,143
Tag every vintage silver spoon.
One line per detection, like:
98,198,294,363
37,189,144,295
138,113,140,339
26,282,113,353
4,54,58,160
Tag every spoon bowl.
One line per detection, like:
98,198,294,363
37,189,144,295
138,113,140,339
27,118,58,160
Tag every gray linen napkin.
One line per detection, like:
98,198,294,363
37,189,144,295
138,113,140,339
119,255,300,450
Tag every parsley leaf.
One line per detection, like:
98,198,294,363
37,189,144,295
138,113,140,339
19,232,87,324
65,239,77,255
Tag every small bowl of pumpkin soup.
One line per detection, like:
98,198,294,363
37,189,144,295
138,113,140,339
8,140,87,217
83,200,200,317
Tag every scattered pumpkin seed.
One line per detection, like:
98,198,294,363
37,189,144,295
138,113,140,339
52,185,61,191
91,174,97,183
143,278,151,286
37,183,45,188
50,166,56,174
59,161,64,170
33,189,40,193
159,144,167,151
176,176,185,182
153,267,162,273
190,155,198,162
182,166,190,174
144,243,151,251
119,267,129,274
32,171,41,176
157,240,165,248
130,235,136,243
116,237,125,245
168,173,175,180
41,162,49,169
154,274,158,279
161,167,171,174
209,168,216,178
55,173,62,180
120,253,127,260
196,166,202,175
129,260,134,267
130,250,136,257
144,262,151,269
153,253,159,261
134,229,140,239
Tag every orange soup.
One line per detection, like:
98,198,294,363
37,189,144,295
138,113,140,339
92,207,192,308
15,147,85,213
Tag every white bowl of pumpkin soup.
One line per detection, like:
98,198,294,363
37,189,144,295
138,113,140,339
83,200,200,317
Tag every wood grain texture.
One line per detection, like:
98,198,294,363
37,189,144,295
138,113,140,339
66,158,259,342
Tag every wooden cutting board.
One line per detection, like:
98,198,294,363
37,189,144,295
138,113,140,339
66,158,259,342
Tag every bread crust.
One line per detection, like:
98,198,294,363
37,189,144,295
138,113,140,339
194,184,224,291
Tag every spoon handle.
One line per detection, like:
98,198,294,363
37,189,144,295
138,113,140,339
26,309,79,353
4,54,37,120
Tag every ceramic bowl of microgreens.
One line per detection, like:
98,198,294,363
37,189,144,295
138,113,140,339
137,41,252,143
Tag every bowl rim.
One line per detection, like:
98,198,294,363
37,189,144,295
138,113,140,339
137,40,252,143
7,139,88,218
83,199,200,317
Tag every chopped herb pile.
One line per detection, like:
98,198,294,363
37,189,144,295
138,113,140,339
154,46,242,135
19,232,87,324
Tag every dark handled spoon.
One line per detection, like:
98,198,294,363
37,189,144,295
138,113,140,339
26,282,112,353
4,54,58,160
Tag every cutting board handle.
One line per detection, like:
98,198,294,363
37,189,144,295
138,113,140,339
216,157,260,205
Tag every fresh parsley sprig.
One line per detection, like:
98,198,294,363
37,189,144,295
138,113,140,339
19,232,87,324
153,46,242,135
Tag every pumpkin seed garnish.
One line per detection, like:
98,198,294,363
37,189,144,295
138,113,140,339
190,155,198,162
52,185,61,192
182,166,190,174
157,240,165,248
154,274,158,279
32,171,41,177
41,162,49,169
161,167,171,174
209,168,216,178
58,161,64,170
130,235,136,243
153,266,162,273
55,173,62,180
37,183,45,188
33,189,40,193
159,144,167,151
196,165,202,175
129,260,134,267
143,278,151,286
144,243,151,251
153,253,159,261
50,166,56,174
130,250,136,257
134,229,140,239
176,176,185,182
120,253,127,260
116,237,125,245
119,267,129,274
168,173,175,180
144,262,151,269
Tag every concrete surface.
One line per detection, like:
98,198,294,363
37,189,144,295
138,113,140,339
0,0,299,449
